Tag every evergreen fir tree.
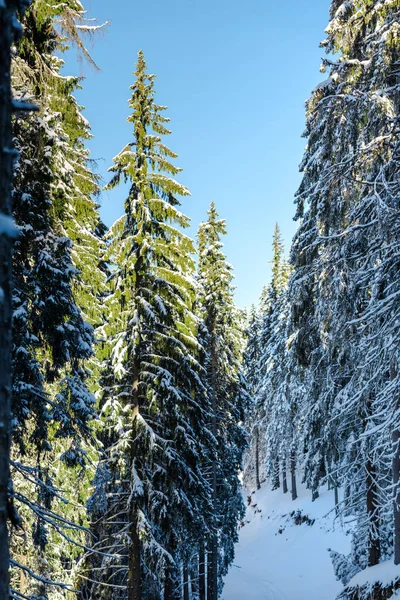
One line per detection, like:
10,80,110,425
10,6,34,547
196,202,248,600
242,223,291,495
86,51,211,600
242,304,262,491
8,2,104,595
256,226,294,495
0,2,32,598
289,0,400,584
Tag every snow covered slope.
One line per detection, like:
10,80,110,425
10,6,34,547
222,482,351,600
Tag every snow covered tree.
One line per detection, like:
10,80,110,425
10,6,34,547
196,202,248,600
242,304,262,491
289,0,400,584
270,223,290,298
242,222,290,495
242,284,271,492
248,224,292,496
86,51,211,600
8,2,104,596
0,2,32,598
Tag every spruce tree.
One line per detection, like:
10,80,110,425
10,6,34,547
87,51,211,600
243,222,290,495
255,225,292,495
0,2,32,597
289,0,400,580
8,2,104,595
196,203,248,600
242,305,262,491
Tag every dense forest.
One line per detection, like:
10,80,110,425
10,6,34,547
1,1,400,600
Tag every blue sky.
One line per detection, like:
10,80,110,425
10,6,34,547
69,0,329,308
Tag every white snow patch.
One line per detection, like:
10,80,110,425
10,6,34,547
0,214,19,238
223,481,351,600
347,560,400,589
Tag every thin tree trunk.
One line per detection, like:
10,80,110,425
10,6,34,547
0,3,28,598
366,459,381,567
183,566,190,600
128,349,142,600
334,486,339,516
164,534,180,600
191,562,199,600
255,427,261,490
393,428,400,565
207,338,218,600
290,450,297,501
272,457,280,490
199,540,206,600
391,363,400,565
164,571,174,600
282,458,288,494
128,510,141,600
164,568,180,600
207,538,218,600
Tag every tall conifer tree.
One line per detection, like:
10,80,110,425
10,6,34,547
242,304,262,491
197,203,248,600
87,51,211,600
8,2,104,595
288,0,400,582
0,2,32,597
252,225,293,495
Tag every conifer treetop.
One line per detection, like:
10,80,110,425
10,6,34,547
269,223,289,297
107,50,190,204
197,202,236,317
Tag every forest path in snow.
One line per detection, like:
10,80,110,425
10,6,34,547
222,481,351,600
225,564,288,600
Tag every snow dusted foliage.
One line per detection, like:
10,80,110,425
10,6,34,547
263,291,294,488
244,225,294,496
243,226,292,493
0,1,32,598
85,51,212,599
8,2,104,597
196,203,249,600
286,0,400,594
329,548,361,587
242,283,272,491
242,304,263,491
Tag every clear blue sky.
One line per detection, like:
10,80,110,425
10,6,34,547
68,0,330,308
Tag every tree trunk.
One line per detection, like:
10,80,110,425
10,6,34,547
128,509,141,600
282,458,288,494
128,355,142,600
191,562,199,600
199,540,206,600
290,450,297,501
0,3,27,598
207,337,218,600
255,427,261,490
391,363,400,565
207,537,218,600
164,571,174,600
183,566,190,600
366,459,381,567
164,568,180,600
312,489,319,502
272,457,280,490
393,428,400,565
334,486,339,516
164,534,180,600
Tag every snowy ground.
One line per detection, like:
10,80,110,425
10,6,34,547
222,481,351,600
